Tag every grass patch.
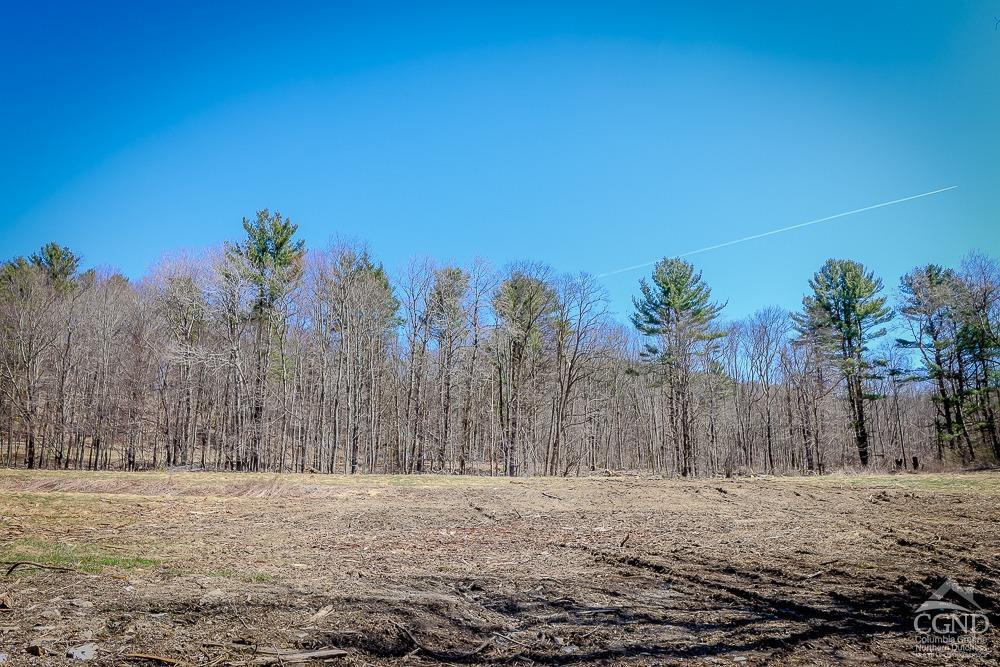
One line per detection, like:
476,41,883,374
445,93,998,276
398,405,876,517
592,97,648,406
785,472,1000,492
0,537,159,574
204,568,277,583
157,565,276,582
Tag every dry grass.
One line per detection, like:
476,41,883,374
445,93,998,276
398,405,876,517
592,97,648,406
0,470,997,665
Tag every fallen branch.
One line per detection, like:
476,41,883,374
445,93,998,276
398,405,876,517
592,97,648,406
576,607,618,615
392,621,492,661
122,653,192,666
251,648,347,665
540,492,563,500
801,560,839,580
2,561,82,576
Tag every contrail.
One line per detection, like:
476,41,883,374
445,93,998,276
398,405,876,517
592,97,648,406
597,185,959,278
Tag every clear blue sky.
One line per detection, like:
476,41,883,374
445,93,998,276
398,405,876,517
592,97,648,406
2,1,997,320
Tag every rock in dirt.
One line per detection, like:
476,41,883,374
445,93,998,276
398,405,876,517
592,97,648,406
0,652,8,663
26,643,46,657
199,588,226,605
39,609,61,620
0,593,13,609
70,598,94,609
67,643,97,661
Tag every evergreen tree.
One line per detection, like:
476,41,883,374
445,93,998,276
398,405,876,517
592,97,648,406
897,265,967,459
428,267,469,344
632,258,723,346
632,257,723,476
30,242,80,292
428,266,470,469
954,254,1000,459
493,265,558,475
226,210,305,470
794,259,892,467
229,210,305,316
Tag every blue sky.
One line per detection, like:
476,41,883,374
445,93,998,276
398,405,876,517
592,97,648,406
2,1,997,321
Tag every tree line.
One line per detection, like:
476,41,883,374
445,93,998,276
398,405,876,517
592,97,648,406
2,211,997,475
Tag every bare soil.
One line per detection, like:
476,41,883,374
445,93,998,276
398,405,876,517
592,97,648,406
0,470,997,665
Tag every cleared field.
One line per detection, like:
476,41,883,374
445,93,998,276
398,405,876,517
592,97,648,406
0,470,997,665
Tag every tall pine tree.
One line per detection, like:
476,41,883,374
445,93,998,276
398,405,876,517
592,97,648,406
794,259,891,467
632,257,723,476
227,210,305,470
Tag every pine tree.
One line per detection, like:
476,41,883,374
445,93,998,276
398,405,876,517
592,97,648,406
229,210,305,316
897,265,966,460
30,242,80,291
632,257,723,476
954,254,1000,459
794,259,892,467
493,265,558,475
227,210,305,470
428,266,469,470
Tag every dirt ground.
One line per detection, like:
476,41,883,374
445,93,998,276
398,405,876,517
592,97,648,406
0,470,997,666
